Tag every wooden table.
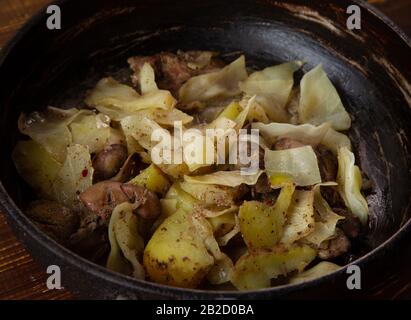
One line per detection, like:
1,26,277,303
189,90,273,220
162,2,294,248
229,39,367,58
0,0,410,300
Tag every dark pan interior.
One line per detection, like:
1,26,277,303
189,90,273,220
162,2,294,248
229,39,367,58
0,0,410,298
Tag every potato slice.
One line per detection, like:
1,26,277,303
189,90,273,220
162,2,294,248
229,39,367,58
143,209,215,288
217,101,243,121
129,164,171,196
231,245,317,290
165,183,198,212
239,183,295,250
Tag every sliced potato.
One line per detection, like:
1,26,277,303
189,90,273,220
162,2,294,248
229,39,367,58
165,183,198,212
231,245,317,290
129,164,171,196
143,209,215,288
217,101,243,121
239,183,295,250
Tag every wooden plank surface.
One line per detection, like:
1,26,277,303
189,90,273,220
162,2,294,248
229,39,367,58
0,0,410,300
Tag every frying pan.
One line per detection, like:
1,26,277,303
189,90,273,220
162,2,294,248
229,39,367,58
0,0,410,299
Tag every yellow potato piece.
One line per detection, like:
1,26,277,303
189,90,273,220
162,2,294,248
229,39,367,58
217,101,243,121
231,245,317,290
144,209,214,288
165,183,198,212
239,183,295,250
129,164,170,196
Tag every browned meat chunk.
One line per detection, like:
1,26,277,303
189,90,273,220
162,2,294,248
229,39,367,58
128,50,224,95
93,144,128,182
110,153,146,183
70,214,108,262
127,55,160,78
315,144,338,182
79,181,161,221
26,200,79,245
253,173,272,194
333,207,361,239
274,138,306,150
318,229,351,259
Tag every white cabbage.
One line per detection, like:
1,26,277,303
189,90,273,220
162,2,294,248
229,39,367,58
18,107,84,162
179,56,248,104
240,61,303,122
253,121,351,154
85,77,176,120
184,170,264,187
138,62,158,94
337,147,368,224
121,116,167,151
69,112,124,153
51,144,94,210
299,64,351,130
280,190,315,245
216,215,240,246
321,127,352,154
107,202,145,279
253,122,330,146
265,145,322,186
12,140,62,197
304,186,345,246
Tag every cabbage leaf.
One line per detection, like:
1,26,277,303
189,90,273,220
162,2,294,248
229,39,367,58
85,77,176,119
179,56,248,104
51,144,94,210
107,202,145,279
184,170,264,187
337,147,368,224
240,61,303,122
265,145,322,186
280,190,315,245
253,121,351,155
299,64,351,130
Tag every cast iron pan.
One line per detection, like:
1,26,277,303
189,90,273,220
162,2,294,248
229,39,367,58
0,0,410,299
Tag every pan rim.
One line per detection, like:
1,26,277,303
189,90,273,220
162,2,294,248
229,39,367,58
0,0,410,298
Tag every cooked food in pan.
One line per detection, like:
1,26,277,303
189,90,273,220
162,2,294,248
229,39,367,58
13,51,370,290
